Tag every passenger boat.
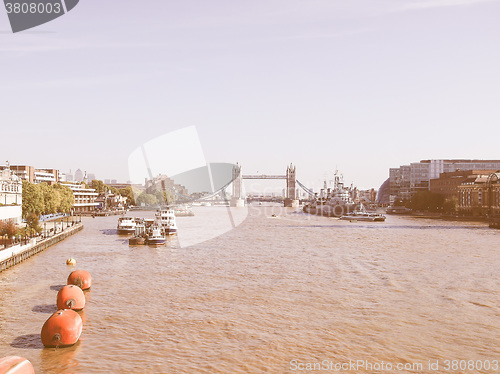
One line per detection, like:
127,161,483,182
117,216,136,234
147,225,166,245
340,204,386,222
303,172,356,217
155,208,178,235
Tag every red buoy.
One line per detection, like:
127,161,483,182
0,356,35,374
56,285,85,311
67,270,92,290
41,309,83,348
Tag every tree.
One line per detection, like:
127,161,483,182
53,183,74,213
443,196,459,214
91,179,106,194
136,192,158,206
40,183,61,215
22,180,44,218
409,191,445,212
119,186,135,206
25,213,42,235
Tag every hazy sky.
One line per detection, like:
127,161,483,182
1,0,499,190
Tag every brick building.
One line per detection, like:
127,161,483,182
458,172,500,216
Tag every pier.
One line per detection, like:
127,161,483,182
0,222,83,273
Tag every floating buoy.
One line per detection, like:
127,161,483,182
66,258,76,266
0,356,35,374
41,309,82,348
57,285,85,310
67,270,92,290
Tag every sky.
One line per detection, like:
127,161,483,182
1,0,500,191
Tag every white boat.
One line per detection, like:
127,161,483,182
173,205,194,217
117,216,137,234
155,208,178,235
147,225,166,245
340,204,386,222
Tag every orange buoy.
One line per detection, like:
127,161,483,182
67,270,92,290
41,309,83,348
0,356,35,374
56,285,85,311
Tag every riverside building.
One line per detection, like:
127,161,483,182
0,168,22,224
60,181,99,213
457,172,500,217
3,165,59,185
389,160,500,202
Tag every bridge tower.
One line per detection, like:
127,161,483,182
231,163,245,207
284,163,299,207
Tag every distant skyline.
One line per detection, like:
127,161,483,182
1,0,500,190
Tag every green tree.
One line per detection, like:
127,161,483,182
91,179,106,194
136,192,158,206
53,183,74,213
119,186,135,206
22,180,44,218
25,212,42,235
40,183,61,215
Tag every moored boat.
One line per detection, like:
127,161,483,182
303,172,356,217
155,208,178,235
117,216,136,234
129,222,147,245
147,225,166,245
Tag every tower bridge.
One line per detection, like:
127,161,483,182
231,163,313,207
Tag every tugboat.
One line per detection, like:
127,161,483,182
155,208,178,235
117,216,136,234
303,172,356,217
129,220,147,245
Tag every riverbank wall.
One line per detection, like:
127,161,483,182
0,223,83,273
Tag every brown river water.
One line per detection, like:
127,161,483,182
0,206,499,373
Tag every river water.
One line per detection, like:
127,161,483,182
0,206,499,373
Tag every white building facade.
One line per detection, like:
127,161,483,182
0,168,23,224
61,182,99,213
